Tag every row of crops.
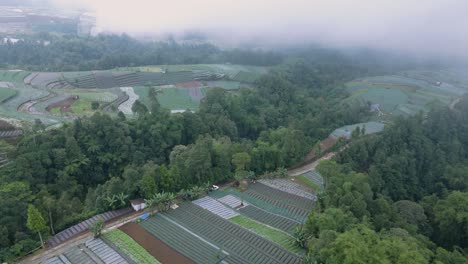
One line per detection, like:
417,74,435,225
44,173,313,263
155,202,303,264
103,230,159,264
140,214,224,264
45,238,130,264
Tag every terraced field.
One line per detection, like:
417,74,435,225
139,214,225,264
0,88,17,102
103,229,159,264
297,170,324,189
248,183,314,211
211,188,307,222
47,207,133,248
162,202,302,264
258,179,316,200
85,239,128,264
0,70,30,83
346,72,468,119
44,239,129,264
192,196,239,219
0,65,269,124
238,205,300,235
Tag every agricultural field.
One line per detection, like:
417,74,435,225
345,70,468,120
330,121,385,139
44,238,130,264
43,173,319,263
0,64,268,126
0,88,17,102
103,229,159,264
135,86,208,111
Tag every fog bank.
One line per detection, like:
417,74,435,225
52,0,468,58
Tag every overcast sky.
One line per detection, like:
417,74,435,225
51,0,468,58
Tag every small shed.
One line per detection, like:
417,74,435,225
130,198,146,211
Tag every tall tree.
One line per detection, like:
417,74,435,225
26,205,47,248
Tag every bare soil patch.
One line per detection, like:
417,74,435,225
119,222,194,264
176,81,203,88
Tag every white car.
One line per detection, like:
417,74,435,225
211,185,219,190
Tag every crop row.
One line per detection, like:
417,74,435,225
238,205,299,235
258,179,317,201
248,183,315,211
85,238,128,264
103,229,158,264
164,202,302,264
140,214,224,264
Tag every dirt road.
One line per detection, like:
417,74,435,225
18,211,146,264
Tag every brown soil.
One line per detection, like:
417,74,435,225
304,136,337,161
119,222,195,264
46,96,78,113
289,136,338,171
175,81,203,88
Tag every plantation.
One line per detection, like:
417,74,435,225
330,121,385,139
139,214,224,264
238,205,299,234
45,239,129,264
345,72,468,119
155,87,206,110
103,230,159,264
229,215,302,253
160,202,302,264
297,171,324,191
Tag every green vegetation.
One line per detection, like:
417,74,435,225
300,98,468,263
296,175,322,192
0,71,30,82
230,215,302,253
26,205,47,248
70,99,93,115
345,74,463,120
103,229,159,264
157,88,203,110
0,88,17,102
0,34,282,71
3,37,466,262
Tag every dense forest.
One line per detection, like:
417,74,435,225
0,33,283,70
301,99,468,263
0,45,381,261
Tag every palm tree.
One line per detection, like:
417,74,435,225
116,193,128,207
165,192,176,211
105,195,118,210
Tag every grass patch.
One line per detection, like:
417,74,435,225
0,88,17,102
49,107,60,115
70,99,93,115
103,229,160,264
296,175,322,192
230,215,302,254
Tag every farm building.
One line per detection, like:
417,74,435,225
130,198,146,211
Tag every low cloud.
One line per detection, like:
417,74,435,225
52,0,468,58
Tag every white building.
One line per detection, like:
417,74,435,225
130,198,146,211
